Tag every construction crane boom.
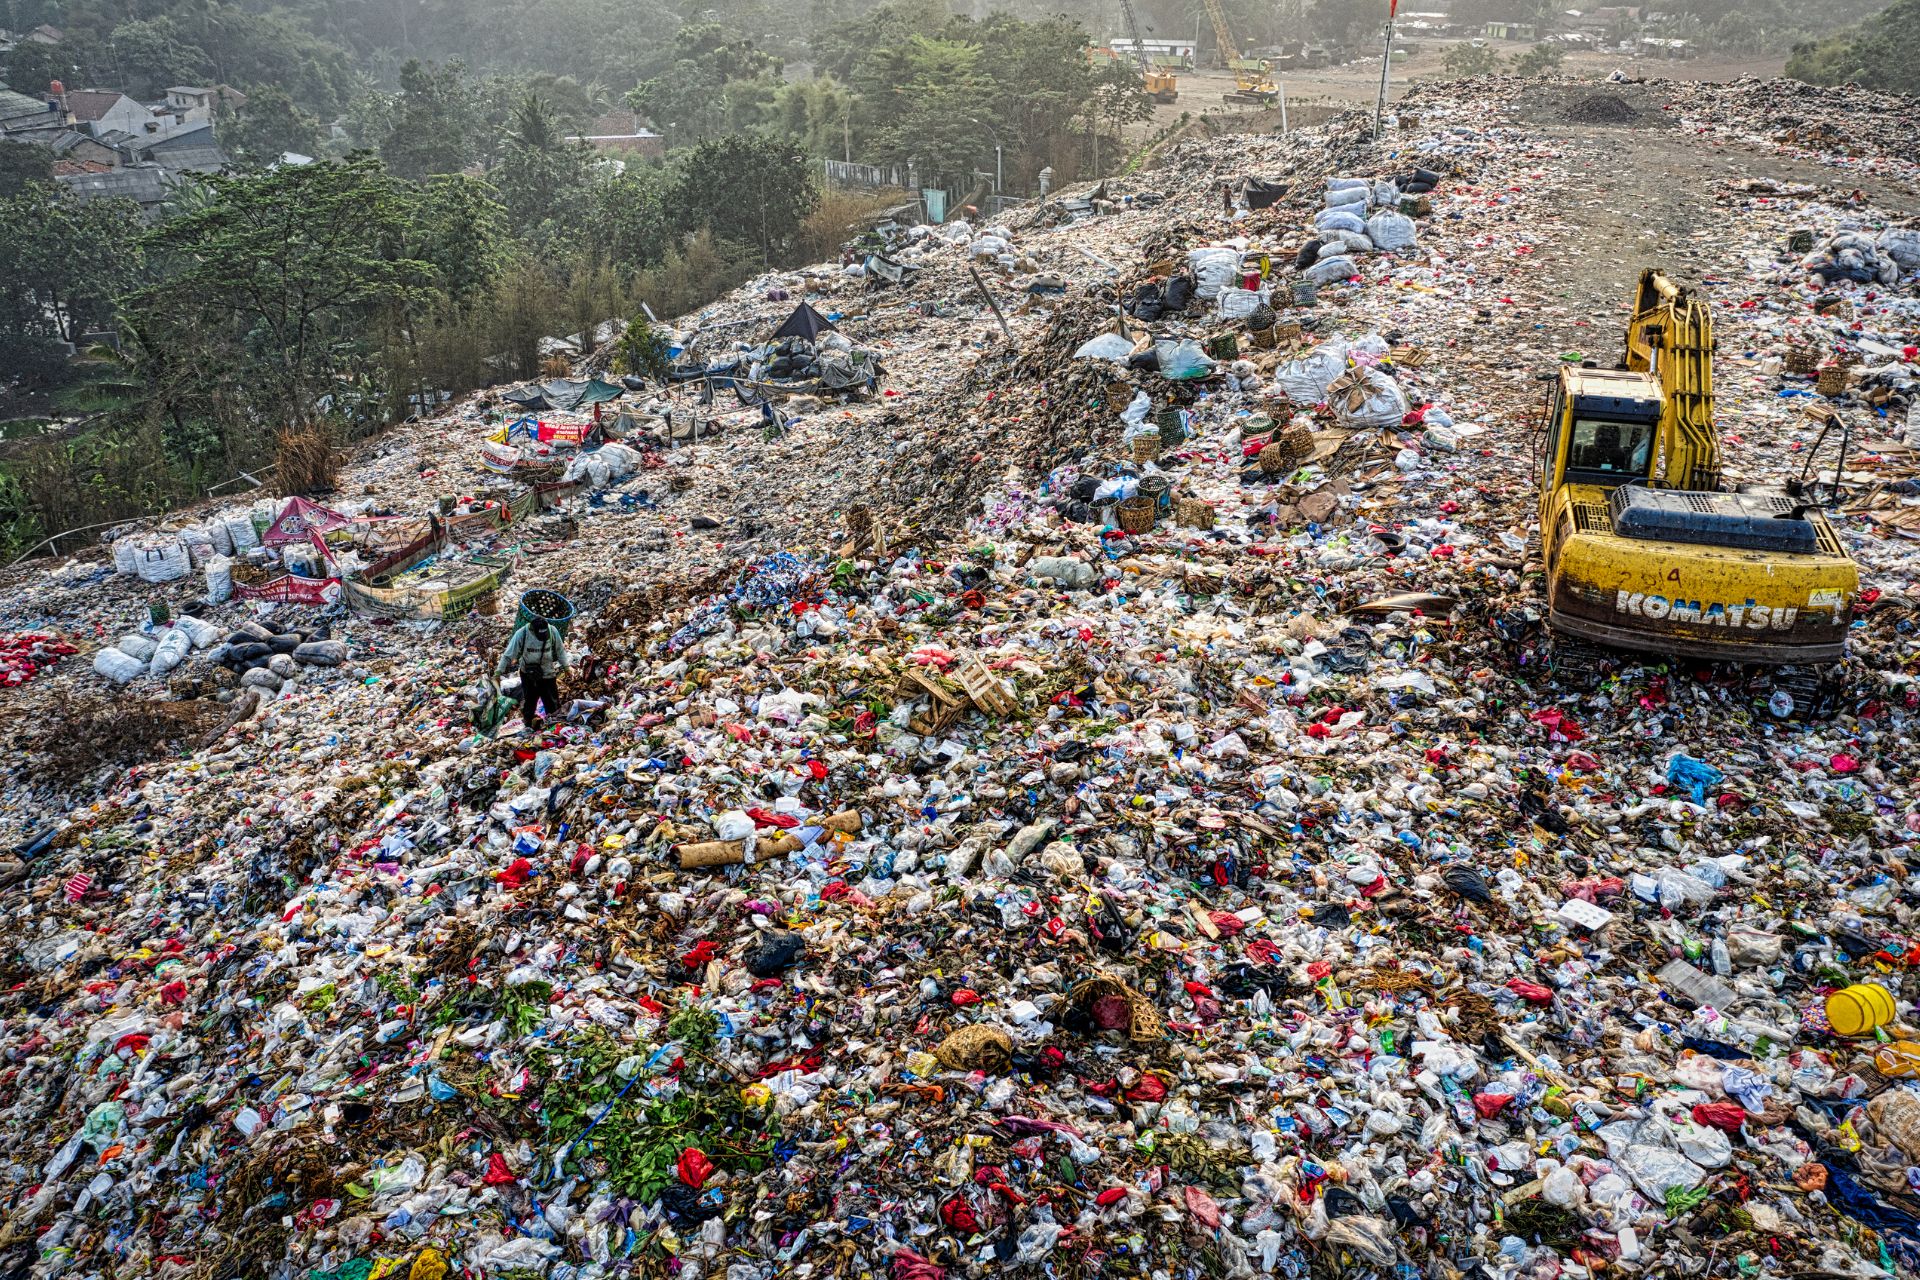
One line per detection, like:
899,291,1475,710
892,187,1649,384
1117,0,1154,75
1202,0,1241,64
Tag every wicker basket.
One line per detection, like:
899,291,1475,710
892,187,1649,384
1249,325,1278,350
1155,407,1188,448
1784,347,1817,376
1129,434,1161,463
1175,498,1216,530
932,1024,1012,1072
1066,975,1165,1043
1105,380,1135,412
1204,333,1240,361
1115,496,1157,534
1816,365,1849,397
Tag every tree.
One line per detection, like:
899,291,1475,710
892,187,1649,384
100,17,213,98
0,141,54,197
1510,42,1564,75
626,24,784,148
3,37,77,96
1443,42,1505,75
492,93,593,236
668,134,818,264
582,167,672,271
380,59,479,181
1087,58,1154,173
0,185,143,391
220,87,322,166
409,174,511,313
128,158,434,428
1786,0,1920,94
612,312,671,380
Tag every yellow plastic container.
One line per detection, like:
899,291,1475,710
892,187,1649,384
1826,983,1897,1037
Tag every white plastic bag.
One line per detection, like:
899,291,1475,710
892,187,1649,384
1314,209,1367,235
148,628,192,677
114,633,157,662
1073,333,1135,362
1879,228,1920,271
1367,210,1417,251
1216,287,1265,320
1186,247,1241,300
1274,340,1350,403
1332,368,1410,428
93,649,145,683
225,515,260,552
205,555,233,605
1156,340,1214,380
1303,254,1358,285
175,615,222,648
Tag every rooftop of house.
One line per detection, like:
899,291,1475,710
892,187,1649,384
64,88,137,122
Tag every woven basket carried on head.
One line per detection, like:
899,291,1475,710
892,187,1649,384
1175,498,1215,530
1116,496,1157,534
1066,975,1165,1043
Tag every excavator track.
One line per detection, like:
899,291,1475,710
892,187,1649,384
1547,636,1614,690
1768,665,1839,720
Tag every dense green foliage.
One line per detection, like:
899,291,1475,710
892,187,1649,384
1787,0,1920,94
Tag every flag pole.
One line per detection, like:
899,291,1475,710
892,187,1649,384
1372,9,1397,138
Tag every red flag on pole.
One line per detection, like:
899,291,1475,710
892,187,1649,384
1389,0,1399,15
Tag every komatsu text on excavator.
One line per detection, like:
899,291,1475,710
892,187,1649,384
1536,269,1858,701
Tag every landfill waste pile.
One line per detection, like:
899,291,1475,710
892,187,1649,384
4,75,1920,1280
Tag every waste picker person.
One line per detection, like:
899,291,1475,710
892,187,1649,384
497,613,569,729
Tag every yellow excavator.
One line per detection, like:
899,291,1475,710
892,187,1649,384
1536,269,1858,706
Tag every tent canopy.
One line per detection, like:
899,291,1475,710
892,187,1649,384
771,301,836,344
264,496,349,546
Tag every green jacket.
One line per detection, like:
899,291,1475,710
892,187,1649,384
499,623,568,677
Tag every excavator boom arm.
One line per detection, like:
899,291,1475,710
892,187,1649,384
1623,268,1721,491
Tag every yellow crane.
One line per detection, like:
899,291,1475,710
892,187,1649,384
1117,0,1178,102
1535,268,1859,708
1202,0,1279,105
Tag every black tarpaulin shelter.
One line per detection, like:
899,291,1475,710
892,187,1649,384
1244,178,1289,210
502,384,551,411
771,301,836,344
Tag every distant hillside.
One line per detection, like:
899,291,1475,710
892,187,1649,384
1786,0,1920,95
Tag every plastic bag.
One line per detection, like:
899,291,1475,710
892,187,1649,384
93,649,145,684
1315,210,1368,235
205,555,233,605
1332,368,1409,428
1275,340,1350,403
1879,228,1920,270
1303,254,1359,286
175,615,221,648
1156,340,1215,380
1216,287,1265,320
1367,210,1418,251
115,633,157,662
148,628,192,677
1185,247,1241,300
132,536,190,584
1073,333,1135,362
